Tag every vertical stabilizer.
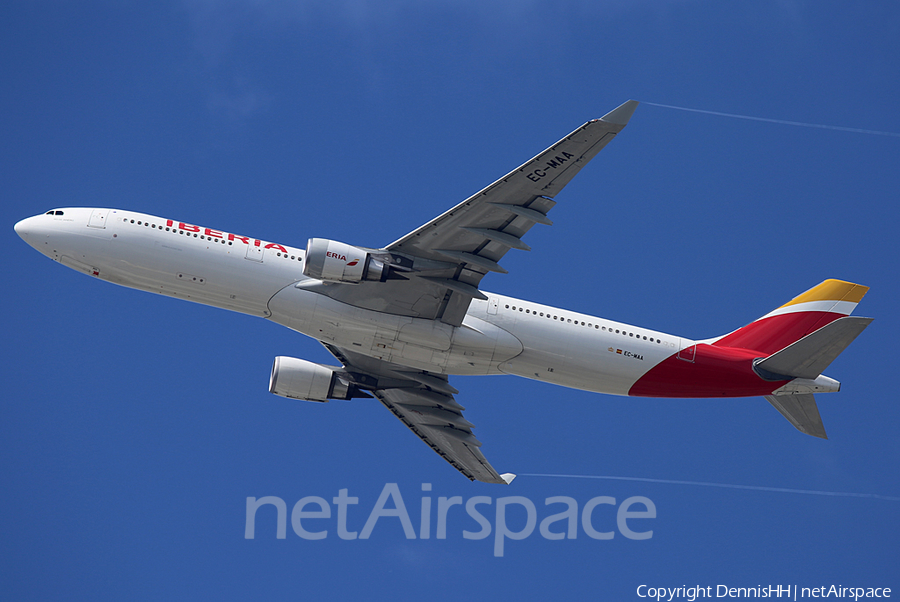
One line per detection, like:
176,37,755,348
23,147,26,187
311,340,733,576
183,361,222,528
742,281,873,439
713,279,869,355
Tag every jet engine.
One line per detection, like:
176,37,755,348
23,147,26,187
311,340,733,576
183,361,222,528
303,238,389,284
269,356,369,402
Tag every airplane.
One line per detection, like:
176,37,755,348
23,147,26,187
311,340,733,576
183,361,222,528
14,100,872,485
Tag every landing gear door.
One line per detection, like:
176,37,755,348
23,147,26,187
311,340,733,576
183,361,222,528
88,209,109,229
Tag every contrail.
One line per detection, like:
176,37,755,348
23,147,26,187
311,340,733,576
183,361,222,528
520,473,900,502
642,101,900,138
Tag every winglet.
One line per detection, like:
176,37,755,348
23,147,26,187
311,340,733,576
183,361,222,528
500,473,517,485
600,100,639,126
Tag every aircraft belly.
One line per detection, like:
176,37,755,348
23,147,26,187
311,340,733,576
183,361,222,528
267,286,520,375
499,341,642,396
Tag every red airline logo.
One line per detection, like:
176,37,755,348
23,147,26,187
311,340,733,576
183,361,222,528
165,219,289,254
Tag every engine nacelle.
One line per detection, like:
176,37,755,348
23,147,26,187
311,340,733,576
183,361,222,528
269,356,366,402
303,238,387,284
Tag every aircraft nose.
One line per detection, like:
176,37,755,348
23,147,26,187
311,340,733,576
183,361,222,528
14,216,34,239
14,215,46,248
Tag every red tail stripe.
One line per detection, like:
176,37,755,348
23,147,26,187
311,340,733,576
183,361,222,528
712,311,842,356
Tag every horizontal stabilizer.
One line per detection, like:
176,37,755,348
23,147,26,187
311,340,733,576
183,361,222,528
755,316,873,380
764,394,828,439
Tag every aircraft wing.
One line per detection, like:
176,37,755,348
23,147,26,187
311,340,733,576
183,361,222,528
312,101,638,326
385,100,638,324
387,100,638,258
323,343,515,484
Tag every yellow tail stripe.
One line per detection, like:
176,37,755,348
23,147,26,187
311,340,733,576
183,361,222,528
779,279,870,309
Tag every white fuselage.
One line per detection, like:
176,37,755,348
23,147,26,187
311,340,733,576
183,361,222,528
15,208,691,396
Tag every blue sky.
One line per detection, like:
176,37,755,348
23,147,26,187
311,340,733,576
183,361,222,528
3,1,898,599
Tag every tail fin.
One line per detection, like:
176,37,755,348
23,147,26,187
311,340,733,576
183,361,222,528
713,279,870,355
723,280,873,440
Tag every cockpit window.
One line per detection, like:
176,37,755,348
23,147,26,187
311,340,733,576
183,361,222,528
45,210,64,215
